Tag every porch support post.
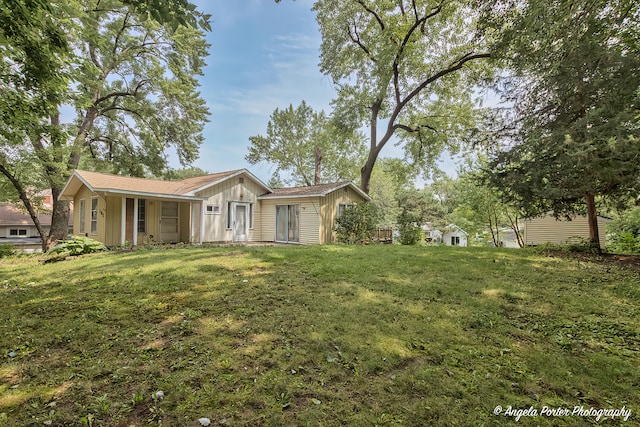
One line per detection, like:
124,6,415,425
199,200,205,245
121,196,126,245
189,202,194,243
133,198,139,246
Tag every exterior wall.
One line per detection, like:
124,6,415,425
0,225,46,239
104,195,122,246
196,173,265,242
320,187,368,244
443,230,468,247
179,202,191,243
260,197,321,244
73,185,106,243
524,214,608,248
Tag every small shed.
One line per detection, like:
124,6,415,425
442,224,468,247
523,213,610,248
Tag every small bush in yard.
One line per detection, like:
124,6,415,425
47,236,107,260
0,243,16,258
397,211,424,245
335,202,380,244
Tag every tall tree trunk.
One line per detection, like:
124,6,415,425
314,146,322,185
585,192,601,252
46,186,70,249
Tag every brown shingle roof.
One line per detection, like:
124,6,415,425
74,169,241,196
259,181,371,200
0,203,53,226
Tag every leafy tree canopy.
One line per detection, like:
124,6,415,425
313,0,492,193
247,100,365,186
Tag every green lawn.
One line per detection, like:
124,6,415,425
0,245,638,426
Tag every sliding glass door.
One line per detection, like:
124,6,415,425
275,204,299,243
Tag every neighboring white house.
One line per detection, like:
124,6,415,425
422,223,442,243
442,224,468,247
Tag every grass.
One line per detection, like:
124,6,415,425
0,245,638,426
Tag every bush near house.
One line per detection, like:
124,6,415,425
334,202,380,244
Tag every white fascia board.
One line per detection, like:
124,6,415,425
95,188,205,201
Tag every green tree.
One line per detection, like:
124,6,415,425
313,0,491,194
479,0,640,251
368,157,417,227
0,0,210,249
247,101,365,186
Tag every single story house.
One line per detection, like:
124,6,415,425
523,213,610,248
442,224,468,247
0,192,73,253
59,169,371,246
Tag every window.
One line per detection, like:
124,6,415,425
451,236,460,246
79,199,86,233
226,201,233,229
338,203,353,218
90,197,98,234
275,204,299,243
205,204,221,215
9,229,28,237
249,203,254,229
138,199,146,232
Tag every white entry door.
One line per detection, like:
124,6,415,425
160,201,179,242
232,203,249,242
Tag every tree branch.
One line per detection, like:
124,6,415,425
354,0,385,31
347,23,376,63
93,79,148,105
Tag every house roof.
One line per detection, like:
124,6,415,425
0,202,73,226
59,169,270,201
443,224,469,235
258,181,371,201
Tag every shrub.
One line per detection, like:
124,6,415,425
397,211,424,245
47,236,107,258
334,203,380,244
0,243,16,258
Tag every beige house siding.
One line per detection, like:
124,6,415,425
524,214,608,248
195,172,265,242
260,198,322,244
320,186,367,244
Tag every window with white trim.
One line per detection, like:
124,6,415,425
138,199,146,232
338,203,353,218
249,203,254,229
90,197,98,234
9,229,28,237
205,204,221,215
79,199,86,233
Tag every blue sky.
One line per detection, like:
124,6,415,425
187,0,335,182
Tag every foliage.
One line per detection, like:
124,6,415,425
161,166,210,180
478,0,640,250
368,158,417,227
454,158,524,247
607,207,640,254
1,245,638,425
313,0,491,193
0,0,210,249
397,211,425,245
0,243,16,258
334,202,380,244
47,236,108,258
247,101,365,186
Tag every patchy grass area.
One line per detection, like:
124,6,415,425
0,245,638,426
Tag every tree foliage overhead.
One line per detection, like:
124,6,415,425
313,0,491,193
478,0,640,250
247,100,365,187
0,0,210,248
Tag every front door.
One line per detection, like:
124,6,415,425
160,201,179,242
232,203,248,242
